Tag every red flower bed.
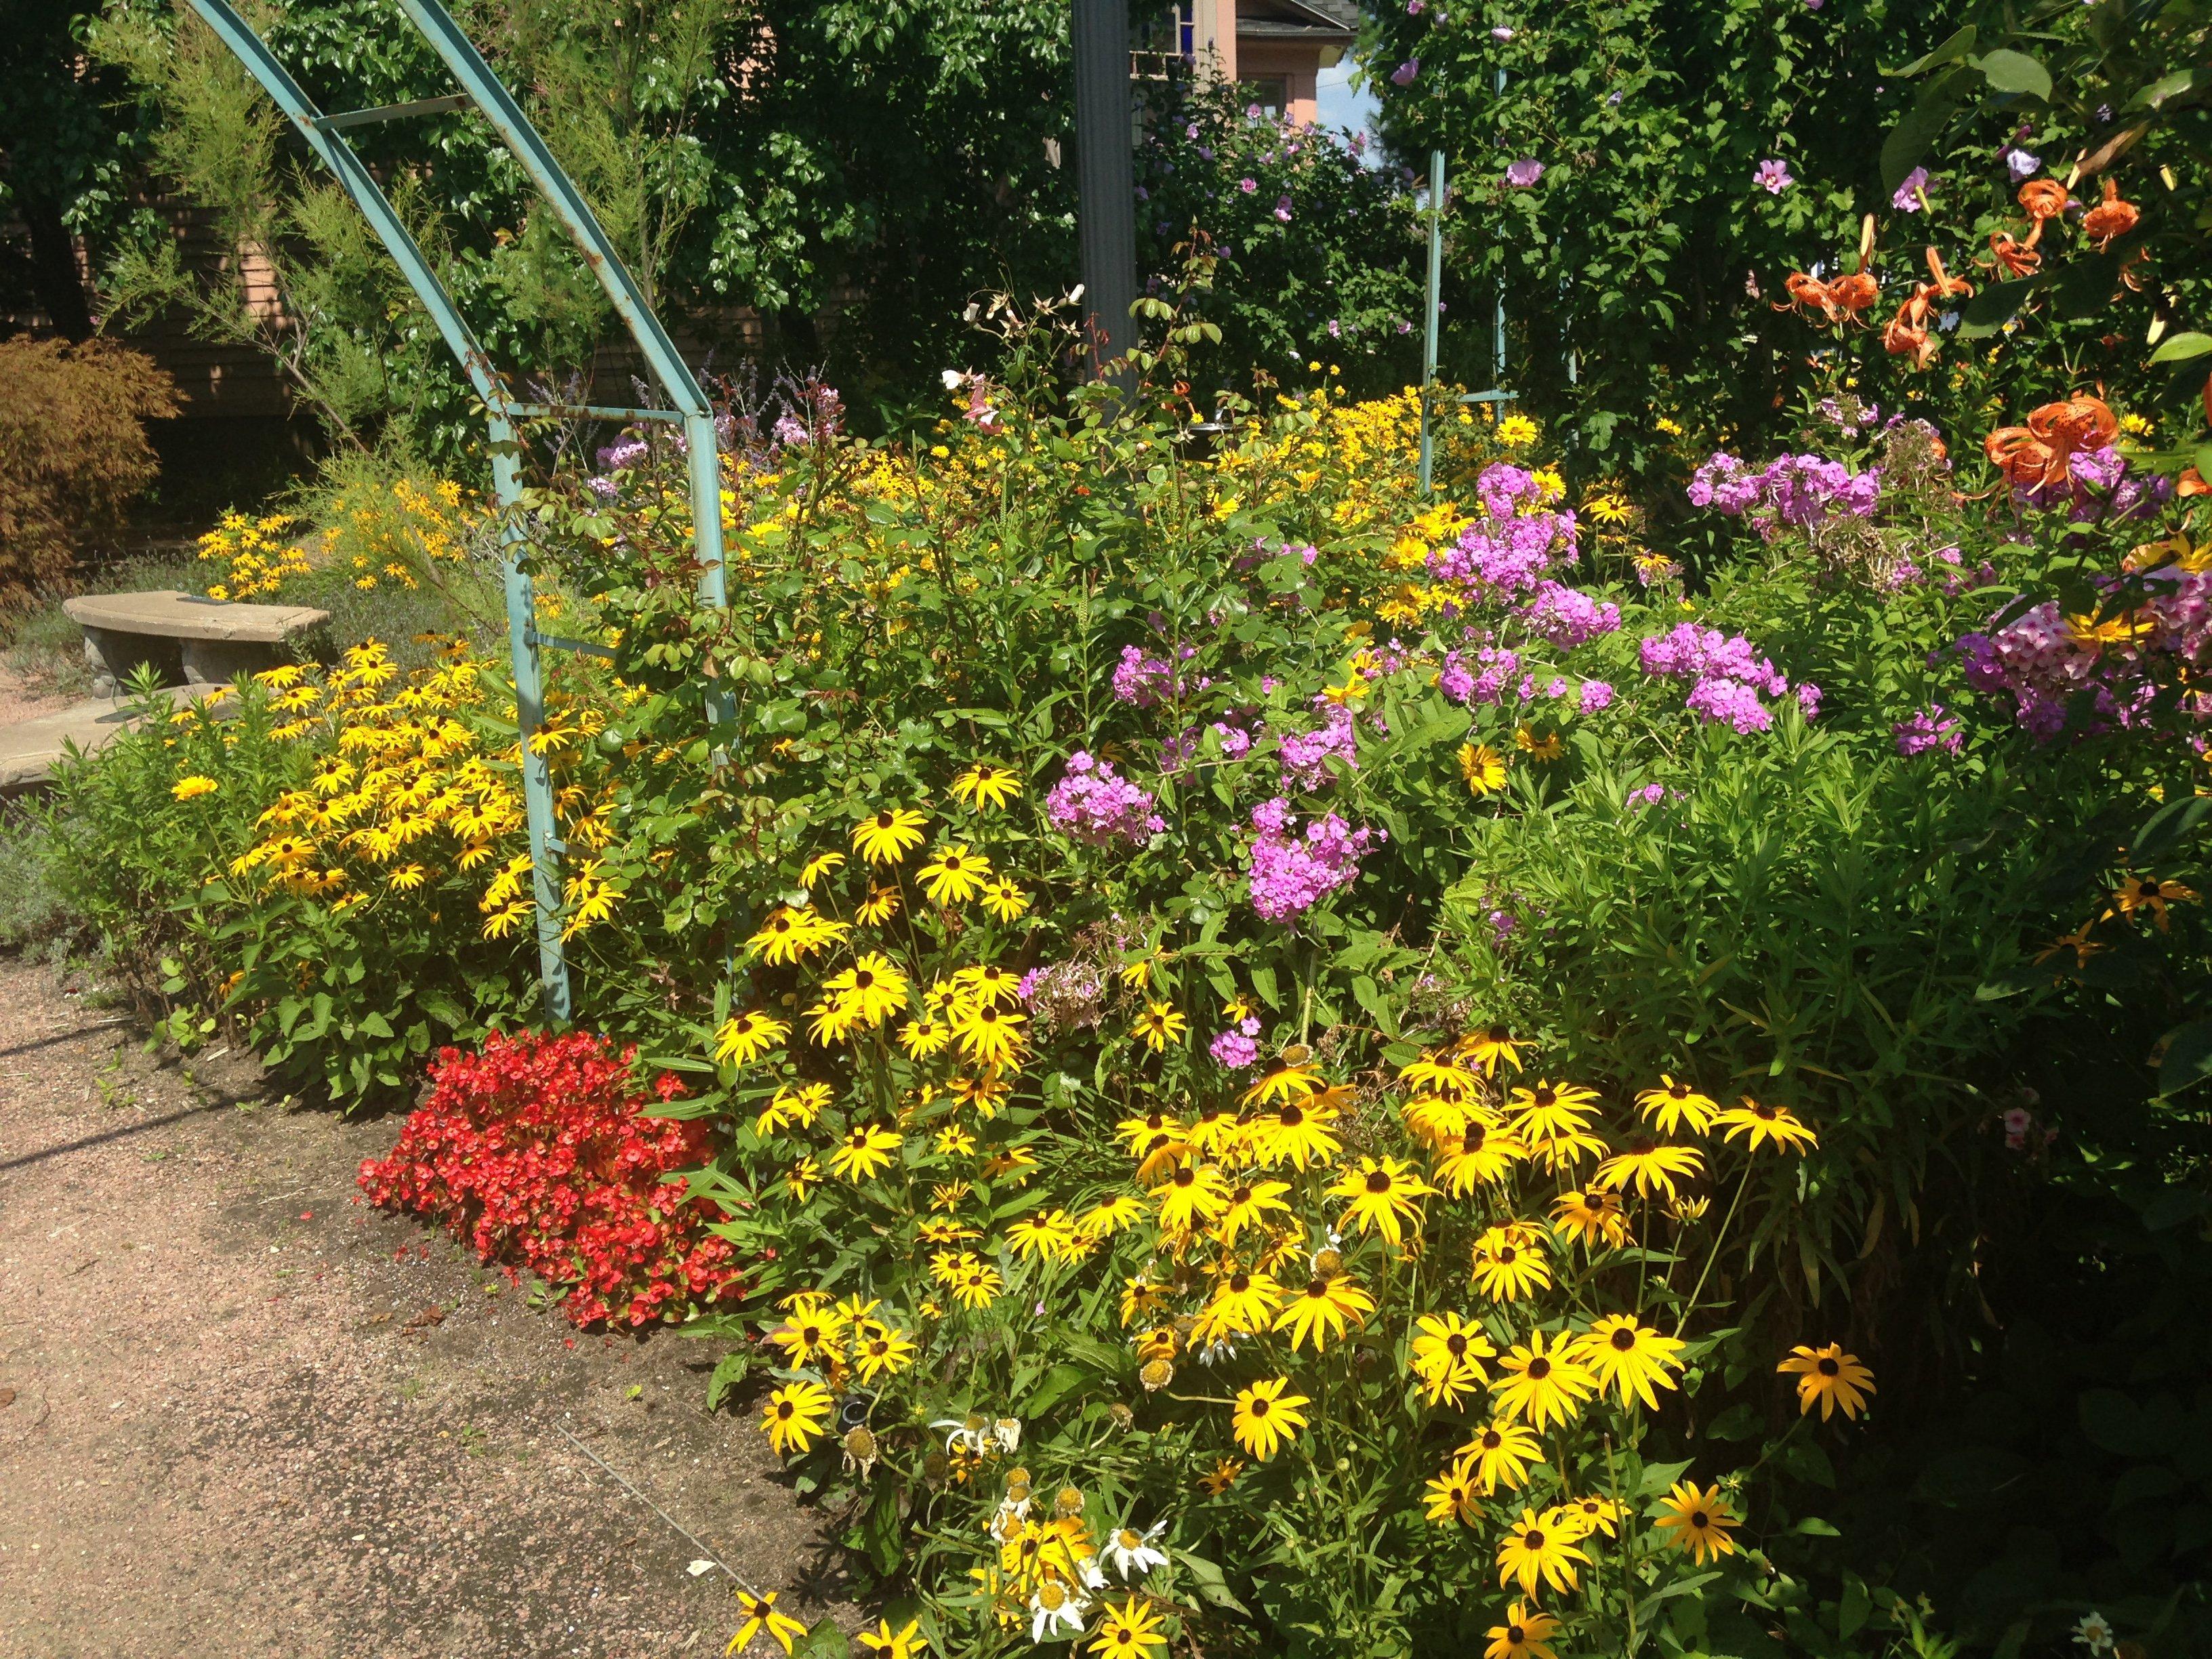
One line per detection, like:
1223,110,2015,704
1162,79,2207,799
358,1030,743,1328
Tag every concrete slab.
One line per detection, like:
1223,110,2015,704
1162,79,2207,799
0,684,226,797
62,591,329,643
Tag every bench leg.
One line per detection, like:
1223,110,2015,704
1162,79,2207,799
82,626,184,697
180,638,284,687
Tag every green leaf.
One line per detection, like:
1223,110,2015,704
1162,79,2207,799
1838,1574,1872,1640
2150,331,2212,364
1975,48,2052,101
1023,1362,1101,1418
1882,66,1971,192
2156,1017,2212,1097
2081,1387,2158,1457
705,1351,751,1411
2135,794,2212,860
792,1619,851,1658
1881,24,1975,78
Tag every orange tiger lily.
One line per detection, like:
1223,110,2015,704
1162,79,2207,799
1883,247,1974,368
2083,177,2141,249
1988,230,2041,278
2018,179,2071,224
1983,394,2119,490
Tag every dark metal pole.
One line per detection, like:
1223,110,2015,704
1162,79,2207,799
1072,0,1135,376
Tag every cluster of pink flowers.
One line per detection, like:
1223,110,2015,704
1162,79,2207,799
1639,622,1807,735
1425,465,1579,606
1521,579,1621,649
1893,703,1965,757
1044,751,1166,846
1951,571,2212,740
1277,703,1359,790
1209,1017,1262,1069
2010,446,2170,523
1112,642,1193,707
1245,796,1383,922
1437,644,1519,706
1689,451,1881,535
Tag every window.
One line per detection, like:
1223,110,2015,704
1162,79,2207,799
1239,76,1288,116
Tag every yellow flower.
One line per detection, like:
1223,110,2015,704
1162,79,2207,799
727,1587,807,1656
1471,1225,1552,1303
951,1258,1004,1309
856,884,903,924
786,1156,822,1200
171,775,219,800
1195,1457,1243,1496
1271,1270,1374,1352
760,1381,833,1457
1498,413,1540,446
1713,1096,1820,1153
1458,743,1509,797
851,807,930,866
918,842,991,906
1087,1595,1168,1658
1495,1507,1589,1597
1491,1330,1597,1431
1572,1314,1687,1410
1592,1135,1705,1201
1777,1343,1877,1420
748,905,849,966
1654,1480,1740,1564
1484,1604,1561,1659
799,850,847,886
714,1010,790,1066
1635,1074,1718,1134
1513,726,1563,762
1325,1156,1437,1248
978,878,1031,922
828,1123,902,1183
950,760,1023,811
950,1000,1026,1068
1456,1419,1542,1493
1229,1376,1309,1460
852,1326,918,1383
1130,1001,1187,1052
853,1616,928,1658
1423,1464,1481,1526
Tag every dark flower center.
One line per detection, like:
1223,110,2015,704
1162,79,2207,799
1482,1431,1501,1449
1818,1356,1841,1376
854,970,875,989
1524,1529,1545,1549
801,1325,821,1344
1250,1398,1269,1417
1447,1334,1468,1357
1498,1246,1518,1264
1464,1126,1487,1150
1527,1357,1551,1379
1756,1103,1779,1120
1669,1083,1689,1099
1172,1168,1195,1188
944,856,962,869
1690,1510,1711,1528
1611,1327,1637,1351
1366,1170,1393,1194
777,1401,794,1419
1305,1279,1328,1299
1229,1273,1250,1293
1231,1186,1252,1204
1534,1088,1556,1107
876,811,895,827
1279,1105,1305,1128
1507,1626,1525,1645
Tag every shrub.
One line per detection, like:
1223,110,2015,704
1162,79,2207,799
357,1029,745,1328
0,336,178,608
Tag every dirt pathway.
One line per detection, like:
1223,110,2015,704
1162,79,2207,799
0,959,853,1659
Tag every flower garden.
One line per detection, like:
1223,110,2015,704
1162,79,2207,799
13,12,2212,1659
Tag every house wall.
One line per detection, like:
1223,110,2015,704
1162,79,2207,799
1236,39,1325,125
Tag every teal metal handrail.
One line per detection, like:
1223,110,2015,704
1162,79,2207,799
182,0,734,1023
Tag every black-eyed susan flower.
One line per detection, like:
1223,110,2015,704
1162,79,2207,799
898,1014,951,1058
1491,1330,1596,1430
1153,1162,1230,1233
1456,1419,1542,1493
1241,1061,1323,1105
1423,1464,1482,1525
1507,1080,1602,1141
765,1305,845,1366
1004,1210,1080,1264
918,842,991,905
1229,1376,1309,1460
798,849,846,886
171,775,219,800
1654,1480,1740,1563
714,1009,790,1066
951,1260,1004,1310
1399,1048,1480,1095
1593,1134,1705,1201
1327,1155,1437,1248
1777,1343,1876,1420
1087,1593,1168,1657
1551,1187,1633,1249
1195,1457,1242,1496
933,1123,977,1157
979,878,1030,922
1714,1096,1820,1153
1076,1194,1145,1239
851,807,929,865
1561,1493,1624,1539
1213,1177,1292,1248
820,952,910,1027
1514,726,1563,762
1572,1314,1687,1409
1410,1311,1497,1407
1435,1120,1525,1195
1130,1002,1188,1052
950,760,1023,811
1635,1074,1719,1134
1483,1602,1561,1659
852,1616,926,1658
1251,1095,1344,1171
1272,1270,1374,1352
748,904,848,965
1115,1109,1183,1153
785,1155,821,1201
951,1000,1026,1068
760,1380,833,1457
828,1123,901,1182
1458,741,1510,796
856,883,902,924
1458,1025,1523,1076
1471,1225,1553,1303
2110,872,2197,930
729,1586,808,1656
1193,1269,1284,1342
1495,1507,1589,1597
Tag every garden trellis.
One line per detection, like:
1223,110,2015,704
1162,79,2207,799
1416,148,1515,493
182,0,733,1023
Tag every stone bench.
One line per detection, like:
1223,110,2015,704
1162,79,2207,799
62,591,331,694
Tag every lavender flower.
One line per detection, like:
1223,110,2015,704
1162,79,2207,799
1391,59,1420,85
1044,752,1165,847
1892,166,1929,211
1755,159,1794,194
1209,1019,1262,1069
1893,703,1964,757
1277,704,1359,790
1246,797,1382,922
1504,157,1544,187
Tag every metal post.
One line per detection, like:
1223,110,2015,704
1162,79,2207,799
490,415,571,1022
1073,0,1136,376
1418,149,1445,495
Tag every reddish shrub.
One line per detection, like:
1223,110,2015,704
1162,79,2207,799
358,1030,743,1328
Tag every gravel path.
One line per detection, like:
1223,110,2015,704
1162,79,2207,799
0,958,853,1658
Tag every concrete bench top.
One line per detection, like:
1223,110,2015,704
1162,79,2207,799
63,590,329,644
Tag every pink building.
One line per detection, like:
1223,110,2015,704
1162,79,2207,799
1159,0,1361,126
